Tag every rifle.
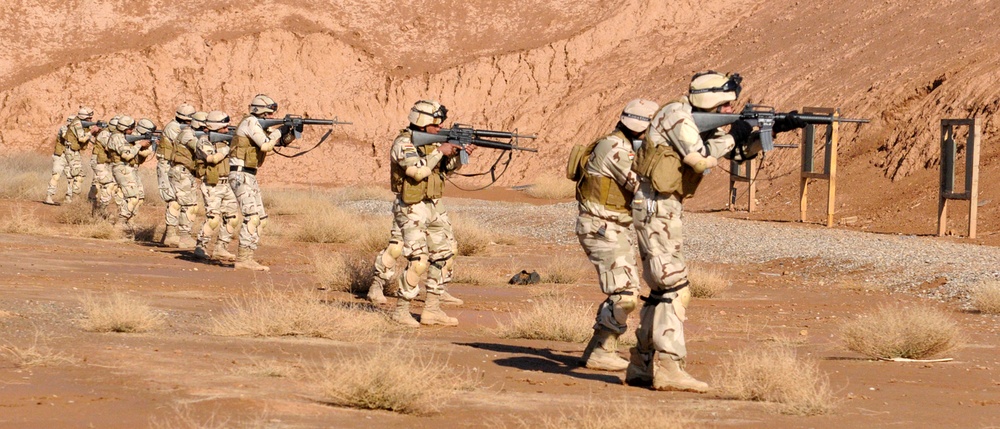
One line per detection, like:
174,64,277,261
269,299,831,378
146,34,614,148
126,132,160,144
193,130,235,143
691,104,870,152
81,120,109,129
257,114,352,143
411,124,538,164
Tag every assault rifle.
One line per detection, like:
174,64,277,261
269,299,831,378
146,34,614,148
257,114,353,144
411,124,538,164
125,130,233,144
81,120,109,129
691,104,870,152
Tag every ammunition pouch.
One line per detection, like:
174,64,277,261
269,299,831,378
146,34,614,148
232,131,266,169
632,137,702,199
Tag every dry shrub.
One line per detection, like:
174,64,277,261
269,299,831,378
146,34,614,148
531,402,691,429
453,264,508,286
355,216,393,254
688,265,729,298
0,205,44,234
543,252,590,284
331,185,393,202
150,404,269,429
262,189,318,216
971,280,1000,314
1,333,76,368
523,174,575,200
314,251,375,294
209,286,389,340
78,222,120,240
452,215,493,256
714,343,834,416
80,292,164,333
494,297,594,343
0,153,51,201
55,199,102,225
315,340,477,415
841,304,961,359
138,167,162,207
294,204,366,244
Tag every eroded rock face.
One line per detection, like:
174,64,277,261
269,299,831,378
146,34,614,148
1,0,999,190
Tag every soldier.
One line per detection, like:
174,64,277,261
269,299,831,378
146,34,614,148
47,108,99,205
625,72,805,392
367,214,463,306
229,94,294,271
107,116,156,233
159,103,197,247
387,100,473,327
574,99,659,371
193,111,239,261
167,110,204,249
92,116,123,219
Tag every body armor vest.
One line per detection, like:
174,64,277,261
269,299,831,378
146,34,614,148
390,129,445,204
232,116,267,168
94,132,111,164
64,120,87,151
53,127,67,156
575,131,633,213
632,132,708,200
171,137,198,172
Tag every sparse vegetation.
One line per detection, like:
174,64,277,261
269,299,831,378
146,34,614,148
543,252,590,284
331,185,393,202
534,402,692,429
451,215,493,256
523,174,575,200
971,280,1000,314
231,356,302,378
313,251,375,295
150,404,269,429
452,264,508,286
841,304,961,359
210,286,389,340
688,265,729,298
0,205,44,234
1,333,76,368
294,204,363,243
0,153,51,201
714,343,834,416
494,296,594,343
80,292,164,333
314,340,477,415
355,216,393,253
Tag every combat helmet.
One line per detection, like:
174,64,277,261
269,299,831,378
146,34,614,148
689,71,742,111
176,103,196,122
136,118,157,135
77,106,94,120
408,100,447,128
620,99,659,133
190,111,209,130
117,115,136,132
250,94,277,115
205,111,230,131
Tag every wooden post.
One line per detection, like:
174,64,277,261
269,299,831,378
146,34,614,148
729,158,757,212
938,118,981,239
799,107,839,226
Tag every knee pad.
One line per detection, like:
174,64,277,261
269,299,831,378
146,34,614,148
387,240,403,259
125,197,141,214
404,256,428,287
224,216,239,235
182,206,198,223
259,216,268,234
167,201,182,218
379,247,399,269
246,215,261,235
206,214,221,230
596,291,638,334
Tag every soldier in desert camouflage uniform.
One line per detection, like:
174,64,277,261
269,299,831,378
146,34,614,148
46,108,99,205
386,100,472,327
44,117,73,205
368,211,464,306
229,94,295,271
159,103,197,247
625,72,805,392
107,116,156,233
168,110,204,249
572,99,659,371
91,116,122,219
193,110,239,261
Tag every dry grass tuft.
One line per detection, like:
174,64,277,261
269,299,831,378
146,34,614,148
294,204,363,244
0,153,51,201
0,205,45,234
494,297,594,343
840,304,961,359
314,340,477,415
262,189,324,216
523,174,575,200
543,252,590,284
508,401,693,429
331,185,394,202
452,215,493,256
231,356,303,378
1,333,76,368
210,286,389,340
714,343,834,416
353,216,393,254
452,264,508,286
971,280,1000,314
313,251,376,295
55,199,103,225
150,404,269,429
688,265,729,298
80,292,164,333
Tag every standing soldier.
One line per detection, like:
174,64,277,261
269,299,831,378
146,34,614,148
573,99,659,371
229,94,294,271
107,116,155,233
44,117,73,205
168,110,204,249
193,111,239,261
625,72,805,392
368,218,464,306
159,103,197,247
387,100,471,327
47,108,99,205
92,116,122,219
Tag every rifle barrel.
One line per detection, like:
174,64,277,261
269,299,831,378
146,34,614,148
789,113,870,124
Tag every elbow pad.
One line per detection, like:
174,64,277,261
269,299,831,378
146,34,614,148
682,152,718,174
405,165,433,180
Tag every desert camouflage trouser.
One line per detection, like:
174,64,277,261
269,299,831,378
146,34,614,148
576,212,641,335
92,162,120,214
63,149,85,199
47,153,70,198
197,180,239,248
373,211,457,293
631,181,689,362
112,163,144,224
229,171,267,251
168,165,199,235
392,198,453,299
156,157,179,228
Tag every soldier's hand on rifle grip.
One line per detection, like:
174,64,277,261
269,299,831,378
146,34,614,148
464,144,477,155
774,111,807,134
89,126,101,134
437,143,460,157
728,119,753,145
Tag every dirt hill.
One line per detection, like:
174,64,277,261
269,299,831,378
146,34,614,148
2,0,999,238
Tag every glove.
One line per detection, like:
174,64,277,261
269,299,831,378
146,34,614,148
774,110,808,134
728,119,753,145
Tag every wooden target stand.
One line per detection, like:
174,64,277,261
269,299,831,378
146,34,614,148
799,107,840,227
728,158,758,212
938,118,980,239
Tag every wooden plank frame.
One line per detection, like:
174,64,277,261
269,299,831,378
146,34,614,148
798,107,840,227
938,118,981,239
728,158,757,212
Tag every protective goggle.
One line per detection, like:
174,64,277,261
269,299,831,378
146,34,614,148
621,112,651,122
690,71,743,99
208,115,231,125
251,95,278,111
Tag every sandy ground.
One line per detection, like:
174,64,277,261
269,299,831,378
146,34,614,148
1,192,999,429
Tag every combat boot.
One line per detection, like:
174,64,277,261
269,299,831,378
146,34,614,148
625,347,654,387
178,234,197,250
580,329,628,371
44,194,57,205
234,247,270,272
653,357,709,393
390,299,420,328
420,293,458,326
367,282,388,305
163,225,180,247
213,241,236,261
440,290,464,306
64,194,73,204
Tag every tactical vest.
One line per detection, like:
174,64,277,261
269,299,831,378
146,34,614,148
390,129,445,204
64,121,87,151
202,143,229,186
574,132,633,213
232,116,267,168
631,133,705,200
107,134,124,164
94,131,111,164
171,135,198,172
157,133,175,161
53,127,67,156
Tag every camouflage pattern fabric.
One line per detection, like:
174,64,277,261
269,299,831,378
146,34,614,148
228,171,266,250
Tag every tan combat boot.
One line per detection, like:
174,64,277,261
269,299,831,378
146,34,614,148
178,234,197,250
653,357,709,393
420,293,458,326
163,225,180,247
213,241,236,261
234,247,270,272
44,194,57,205
390,298,420,328
367,282,388,305
439,291,464,306
624,347,654,387
580,329,628,371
